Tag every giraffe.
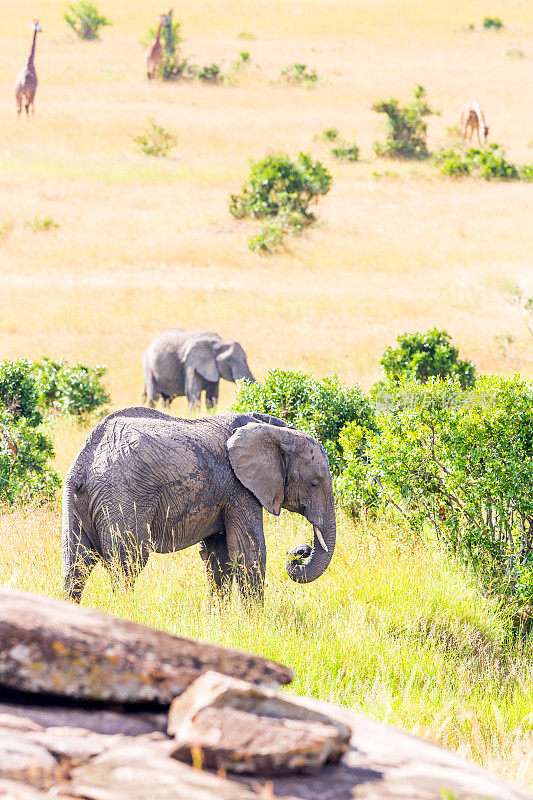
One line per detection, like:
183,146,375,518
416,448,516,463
145,14,166,80
460,98,489,146
15,21,42,116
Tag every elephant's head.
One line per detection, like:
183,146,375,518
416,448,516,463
185,337,255,385
227,421,336,584
213,339,255,384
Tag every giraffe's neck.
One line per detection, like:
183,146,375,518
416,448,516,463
27,28,38,65
155,20,163,44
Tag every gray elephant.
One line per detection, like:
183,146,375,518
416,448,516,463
62,407,336,604
142,329,255,410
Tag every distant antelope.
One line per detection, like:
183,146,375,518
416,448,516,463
145,14,166,80
460,99,489,146
15,21,42,116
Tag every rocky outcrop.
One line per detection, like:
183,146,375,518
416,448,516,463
0,588,292,703
168,670,350,774
0,588,530,800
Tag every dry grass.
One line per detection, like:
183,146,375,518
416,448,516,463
1,0,533,790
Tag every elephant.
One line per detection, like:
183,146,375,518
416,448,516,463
62,407,336,604
142,329,255,410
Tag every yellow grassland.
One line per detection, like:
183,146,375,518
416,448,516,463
1,0,533,789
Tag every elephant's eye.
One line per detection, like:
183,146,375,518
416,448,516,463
310,479,320,488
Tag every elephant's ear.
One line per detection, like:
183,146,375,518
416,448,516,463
227,422,287,516
183,339,218,382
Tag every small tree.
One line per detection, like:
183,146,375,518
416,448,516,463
134,119,177,157
63,2,111,40
379,328,475,389
373,85,434,159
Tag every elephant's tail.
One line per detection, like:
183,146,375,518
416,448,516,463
61,468,80,598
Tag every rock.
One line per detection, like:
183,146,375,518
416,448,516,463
0,702,168,736
0,589,292,704
0,730,64,790
69,739,264,800
0,780,76,799
167,671,351,775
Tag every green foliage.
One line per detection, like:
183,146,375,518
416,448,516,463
63,1,111,40
380,328,476,389
230,153,331,253
506,48,524,59
373,85,434,159
434,144,523,180
33,358,109,420
248,220,285,254
134,119,177,157
520,164,533,181
330,142,360,162
483,16,503,30
280,63,318,86
233,369,377,477
0,407,60,504
367,376,533,613
0,360,43,427
24,217,59,233
319,128,339,142
230,153,331,222
0,361,57,504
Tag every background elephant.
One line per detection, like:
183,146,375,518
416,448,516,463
62,408,336,604
142,329,255,410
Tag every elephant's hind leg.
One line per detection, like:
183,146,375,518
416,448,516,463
200,533,233,602
63,520,99,603
224,505,266,606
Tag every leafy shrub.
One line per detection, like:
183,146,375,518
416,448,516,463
196,63,222,83
373,85,434,159
230,153,331,222
433,148,471,177
319,128,339,142
506,48,524,59
520,164,533,181
434,145,521,180
280,63,318,86
0,407,60,504
379,328,475,389
0,361,56,504
366,376,533,614
230,153,331,253
63,1,111,40
233,369,377,477
33,358,109,419
483,16,503,30
248,220,285,254
24,217,59,233
134,119,177,157
330,142,360,161
0,360,43,426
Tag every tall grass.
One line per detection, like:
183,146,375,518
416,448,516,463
1,503,532,788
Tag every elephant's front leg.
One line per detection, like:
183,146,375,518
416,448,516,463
199,532,233,602
224,502,266,605
204,380,219,410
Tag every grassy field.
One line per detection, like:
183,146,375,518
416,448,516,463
1,0,533,790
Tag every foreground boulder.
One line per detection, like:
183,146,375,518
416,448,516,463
168,670,351,774
0,588,530,799
0,589,291,703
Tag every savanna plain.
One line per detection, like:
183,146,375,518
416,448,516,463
1,0,533,790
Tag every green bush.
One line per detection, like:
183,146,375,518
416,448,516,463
230,153,331,222
366,376,533,614
483,16,503,30
434,145,521,180
379,328,476,389
233,369,377,477
33,358,110,420
0,407,60,504
134,119,177,157
63,1,111,40
230,153,331,253
373,85,434,159
330,142,360,162
319,128,339,142
248,220,286,254
280,63,318,86
24,218,59,233
0,360,43,426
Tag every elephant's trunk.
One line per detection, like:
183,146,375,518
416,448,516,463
234,367,255,384
285,503,336,584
